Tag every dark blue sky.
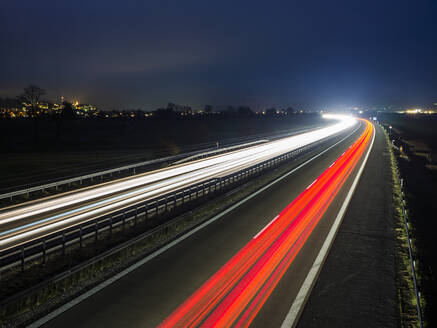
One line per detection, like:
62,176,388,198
1,0,436,110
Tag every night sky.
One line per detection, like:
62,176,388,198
1,0,436,110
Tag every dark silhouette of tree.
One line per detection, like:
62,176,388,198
61,102,77,119
167,102,177,111
204,105,213,113
154,106,175,119
56,102,77,140
265,107,277,116
286,106,297,115
237,106,254,117
18,85,45,142
18,85,45,118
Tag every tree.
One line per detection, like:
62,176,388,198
204,105,213,113
18,85,45,142
286,106,297,115
18,85,45,118
60,102,77,120
237,106,254,117
55,102,77,140
265,107,277,116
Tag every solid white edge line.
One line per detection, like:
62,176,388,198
27,126,359,328
280,123,376,328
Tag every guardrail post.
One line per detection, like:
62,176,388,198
80,225,83,247
122,212,126,230
42,238,46,264
134,206,138,226
62,231,66,255
95,221,98,242
21,246,25,271
109,217,113,235
164,197,168,212
145,203,149,219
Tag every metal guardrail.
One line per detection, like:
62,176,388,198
0,135,329,274
0,139,269,202
173,140,268,165
383,124,423,328
399,178,423,328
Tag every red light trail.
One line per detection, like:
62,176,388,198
159,120,373,328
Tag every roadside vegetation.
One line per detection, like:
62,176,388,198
380,114,437,327
380,113,437,327
385,128,420,327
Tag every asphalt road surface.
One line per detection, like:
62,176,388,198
39,121,384,328
297,123,397,328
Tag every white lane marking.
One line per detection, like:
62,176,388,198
253,215,279,239
280,125,376,328
27,128,359,328
328,162,335,168
306,179,317,190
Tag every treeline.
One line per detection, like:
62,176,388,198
1,85,307,120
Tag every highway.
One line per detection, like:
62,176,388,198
0,115,356,252
28,118,375,328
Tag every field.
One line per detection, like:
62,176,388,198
0,114,324,190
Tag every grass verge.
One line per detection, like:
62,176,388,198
384,126,423,327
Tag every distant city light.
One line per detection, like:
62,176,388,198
405,108,422,114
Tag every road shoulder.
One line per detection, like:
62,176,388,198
297,124,398,327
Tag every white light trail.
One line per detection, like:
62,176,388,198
0,114,356,250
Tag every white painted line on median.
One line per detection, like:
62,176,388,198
306,179,317,190
27,127,359,328
253,215,279,239
280,124,376,328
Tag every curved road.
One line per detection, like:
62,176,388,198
27,119,381,328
